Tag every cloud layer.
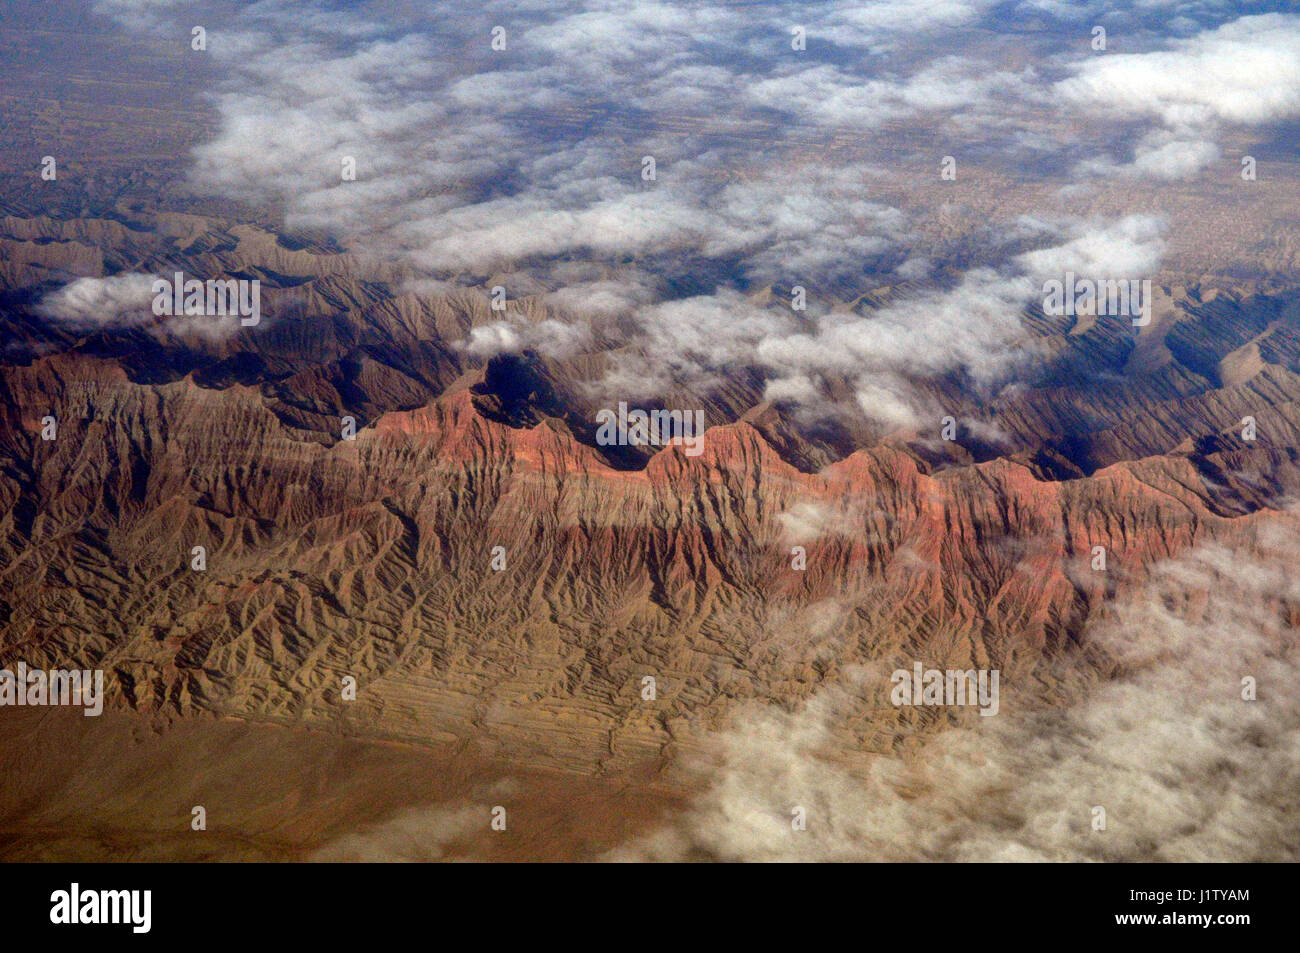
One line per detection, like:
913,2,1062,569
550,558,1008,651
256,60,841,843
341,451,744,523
612,528,1300,861
73,1,1300,426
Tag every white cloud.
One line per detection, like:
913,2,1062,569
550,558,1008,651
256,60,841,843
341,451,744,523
600,213,1165,430
818,0,1001,46
310,804,487,862
80,1,1295,418
611,530,1300,861
1057,15,1300,128
1076,134,1222,181
36,274,157,327
1054,14,1300,179
1016,214,1167,280
462,315,591,360
36,273,268,342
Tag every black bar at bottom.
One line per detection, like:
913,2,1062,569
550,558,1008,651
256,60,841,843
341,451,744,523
7,862,1277,943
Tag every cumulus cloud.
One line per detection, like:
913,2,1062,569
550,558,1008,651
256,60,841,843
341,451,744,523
1055,14,1300,178
310,804,487,862
779,269,1043,427
1076,134,1222,181
82,0,1296,424
817,0,1002,47
541,273,662,318
747,56,1037,132
36,273,157,327
81,0,1049,284
89,0,1298,274
1016,213,1167,280
604,214,1165,430
610,528,1300,861
1057,15,1300,127
1020,0,1254,19
462,314,592,360
36,272,268,341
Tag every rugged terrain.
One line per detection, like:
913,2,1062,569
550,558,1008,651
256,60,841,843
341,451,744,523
2,0,1298,862
0,210,1297,823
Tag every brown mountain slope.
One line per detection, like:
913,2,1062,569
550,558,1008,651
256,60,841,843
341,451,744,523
2,358,1295,776
1,209,1297,858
